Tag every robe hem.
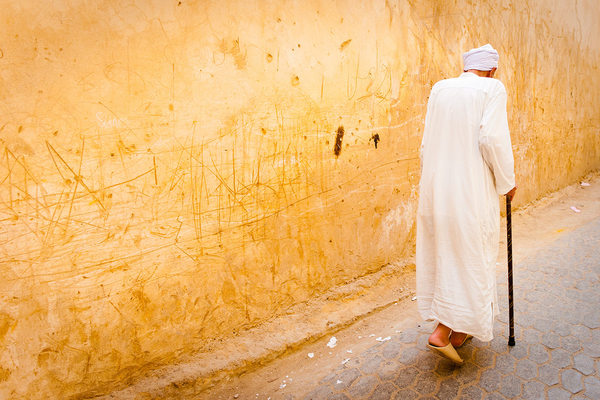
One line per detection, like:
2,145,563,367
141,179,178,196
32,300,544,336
423,311,494,342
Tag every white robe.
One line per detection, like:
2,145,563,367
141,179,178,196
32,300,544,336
416,72,515,341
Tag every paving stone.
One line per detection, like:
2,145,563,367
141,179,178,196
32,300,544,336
376,360,400,381
507,343,528,359
435,377,460,399
561,335,583,353
527,344,550,364
583,312,600,329
454,361,480,384
490,337,510,353
413,372,437,395
332,368,361,390
398,347,421,364
495,352,516,374
554,321,572,337
362,346,382,357
570,325,592,341
368,382,397,400
570,393,592,400
561,369,584,393
472,348,495,367
416,354,439,373
397,329,420,344
342,357,362,369
538,364,560,386
573,353,595,375
416,334,429,347
458,384,483,400
591,328,600,344
550,348,572,368
392,366,419,389
458,343,475,360
302,384,334,400
547,386,572,400
359,355,384,375
582,341,600,358
516,359,538,380
498,374,523,399
347,375,378,398
382,341,403,359
521,328,541,345
392,388,418,400
471,338,490,349
541,332,561,349
522,380,546,400
478,368,502,392
434,358,458,377
319,370,339,385
583,376,600,399
531,318,553,332
482,392,506,400
328,394,351,400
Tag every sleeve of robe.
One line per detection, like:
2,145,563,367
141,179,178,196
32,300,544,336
419,89,436,174
479,83,516,195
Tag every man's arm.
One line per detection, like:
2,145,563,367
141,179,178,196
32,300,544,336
479,84,516,197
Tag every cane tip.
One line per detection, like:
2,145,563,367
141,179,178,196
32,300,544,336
508,337,516,346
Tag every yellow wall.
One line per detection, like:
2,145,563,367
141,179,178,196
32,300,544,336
1,0,599,397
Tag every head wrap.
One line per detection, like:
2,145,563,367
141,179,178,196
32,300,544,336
462,44,499,71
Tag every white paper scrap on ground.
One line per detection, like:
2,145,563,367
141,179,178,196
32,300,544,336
341,358,350,364
279,383,286,389
376,336,391,342
581,182,590,187
369,334,375,337
307,352,314,358
411,296,417,301
347,349,353,353
336,380,343,384
571,206,581,213
326,336,337,348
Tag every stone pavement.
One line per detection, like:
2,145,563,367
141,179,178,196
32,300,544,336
297,217,600,400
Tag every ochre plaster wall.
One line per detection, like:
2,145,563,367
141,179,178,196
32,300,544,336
1,0,599,397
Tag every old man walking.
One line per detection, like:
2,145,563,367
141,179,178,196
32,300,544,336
416,44,517,364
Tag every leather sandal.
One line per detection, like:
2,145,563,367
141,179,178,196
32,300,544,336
427,342,464,364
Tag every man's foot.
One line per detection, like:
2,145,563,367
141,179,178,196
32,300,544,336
428,323,451,347
450,331,472,348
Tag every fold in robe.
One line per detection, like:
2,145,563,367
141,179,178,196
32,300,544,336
416,72,515,341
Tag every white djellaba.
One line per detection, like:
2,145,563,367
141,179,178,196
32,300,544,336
416,44,515,341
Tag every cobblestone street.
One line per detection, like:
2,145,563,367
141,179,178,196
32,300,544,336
298,217,600,399
205,213,600,400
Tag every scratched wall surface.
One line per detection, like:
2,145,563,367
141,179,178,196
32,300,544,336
1,0,599,398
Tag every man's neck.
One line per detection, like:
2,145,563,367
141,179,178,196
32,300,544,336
465,69,494,78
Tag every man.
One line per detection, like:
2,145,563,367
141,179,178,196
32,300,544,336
416,44,517,364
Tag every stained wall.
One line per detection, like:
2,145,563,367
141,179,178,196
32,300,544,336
0,0,599,398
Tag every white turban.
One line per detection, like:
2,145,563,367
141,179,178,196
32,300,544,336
463,44,499,71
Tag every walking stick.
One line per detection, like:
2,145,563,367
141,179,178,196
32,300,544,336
506,195,515,346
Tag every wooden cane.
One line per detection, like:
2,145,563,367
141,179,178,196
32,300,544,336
506,195,515,346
